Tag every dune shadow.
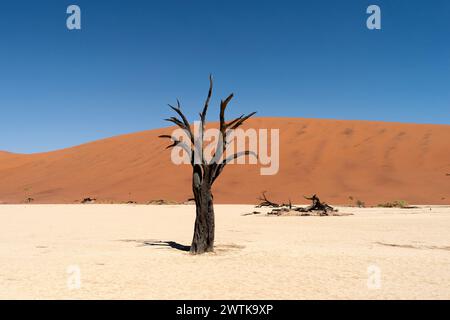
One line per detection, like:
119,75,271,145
118,239,190,252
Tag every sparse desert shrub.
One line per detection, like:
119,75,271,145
348,196,354,206
377,200,409,208
355,200,366,208
147,199,179,205
81,197,96,204
348,196,365,208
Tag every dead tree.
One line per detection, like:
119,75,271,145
256,191,280,208
159,76,256,254
296,194,336,215
259,192,338,216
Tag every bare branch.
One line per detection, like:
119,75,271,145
195,75,215,166
209,109,256,167
225,114,244,129
211,150,257,184
168,102,190,130
167,101,195,147
228,111,257,130
200,75,213,123
219,94,234,133
209,93,235,166
158,135,192,156
164,116,185,129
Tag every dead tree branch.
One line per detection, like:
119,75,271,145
256,191,280,208
257,193,338,216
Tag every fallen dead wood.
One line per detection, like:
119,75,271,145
294,194,337,214
241,211,262,216
268,208,351,217
256,192,346,216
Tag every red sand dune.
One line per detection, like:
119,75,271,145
0,118,449,205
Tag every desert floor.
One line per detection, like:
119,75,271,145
0,204,449,299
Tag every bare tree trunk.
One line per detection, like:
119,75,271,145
191,182,215,254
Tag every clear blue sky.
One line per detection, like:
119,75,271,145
1,0,449,153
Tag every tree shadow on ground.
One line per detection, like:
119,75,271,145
118,239,190,252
